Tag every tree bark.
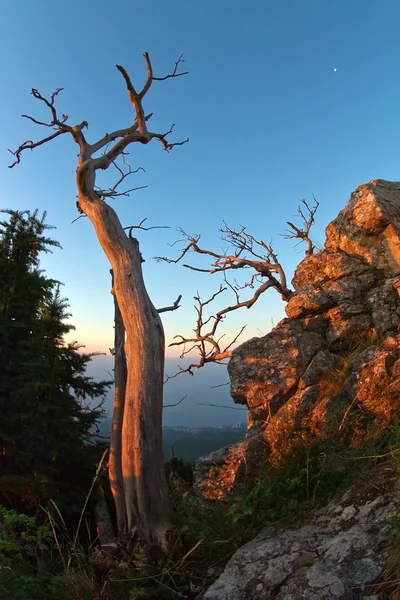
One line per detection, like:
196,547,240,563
109,269,128,535
80,193,173,551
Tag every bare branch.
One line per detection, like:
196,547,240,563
165,285,247,377
198,403,246,411
152,126,189,152
164,275,276,376
157,295,182,314
140,52,154,99
165,363,202,380
21,114,58,127
283,197,320,256
31,87,64,123
115,53,188,143
8,86,89,168
163,394,187,408
97,161,147,199
116,63,148,135
211,381,230,389
161,200,319,376
124,218,170,237
28,89,89,149
157,226,293,301
10,52,188,181
160,224,293,374
153,54,188,81
224,325,247,352
101,185,147,199
8,130,66,167
155,231,201,264
80,121,188,185
89,113,153,156
71,214,87,224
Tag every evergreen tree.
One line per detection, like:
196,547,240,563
0,209,111,507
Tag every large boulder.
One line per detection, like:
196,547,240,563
204,467,399,600
228,320,324,414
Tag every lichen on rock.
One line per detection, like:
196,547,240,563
203,464,399,599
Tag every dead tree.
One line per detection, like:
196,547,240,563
158,203,318,376
9,53,188,552
283,197,319,256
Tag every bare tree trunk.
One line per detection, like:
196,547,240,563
93,480,118,548
9,54,188,553
81,196,173,551
109,270,128,535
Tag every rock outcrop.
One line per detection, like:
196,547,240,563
194,180,400,598
194,180,400,500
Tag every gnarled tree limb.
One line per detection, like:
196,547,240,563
157,295,182,314
9,53,189,198
162,201,319,377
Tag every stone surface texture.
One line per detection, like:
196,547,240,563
204,469,398,600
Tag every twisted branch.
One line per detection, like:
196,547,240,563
157,225,293,301
162,201,319,377
9,53,189,191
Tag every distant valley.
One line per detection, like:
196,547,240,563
97,419,247,462
87,355,248,428
91,355,248,462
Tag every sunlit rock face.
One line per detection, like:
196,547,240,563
229,321,324,412
325,180,400,276
194,179,400,501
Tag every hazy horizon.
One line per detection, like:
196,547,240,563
86,354,247,428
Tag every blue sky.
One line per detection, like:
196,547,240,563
1,0,400,365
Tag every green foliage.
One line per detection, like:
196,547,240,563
0,209,112,507
0,505,96,600
0,506,56,600
0,502,199,600
165,457,194,486
0,571,55,600
0,505,53,566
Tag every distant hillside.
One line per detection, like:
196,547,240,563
162,424,246,462
97,419,246,463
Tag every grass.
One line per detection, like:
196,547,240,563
171,437,386,565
